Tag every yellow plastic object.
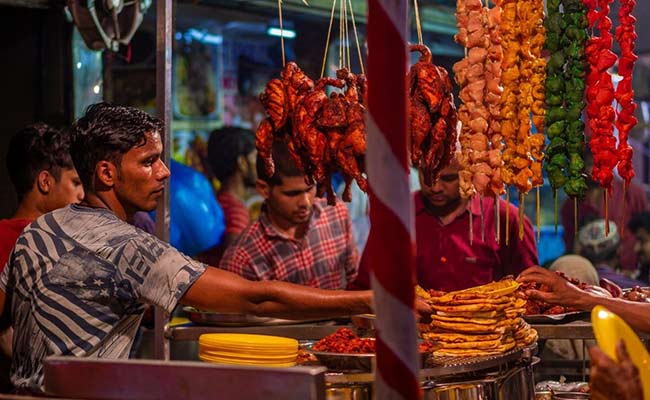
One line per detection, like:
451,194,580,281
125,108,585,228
200,349,297,361
591,305,650,400
198,333,298,368
198,353,296,367
199,333,298,351
169,317,191,327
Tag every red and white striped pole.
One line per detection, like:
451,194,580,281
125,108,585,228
366,0,420,399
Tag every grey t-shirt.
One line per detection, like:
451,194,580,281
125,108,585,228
0,204,206,391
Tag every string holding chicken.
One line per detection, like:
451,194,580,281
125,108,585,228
255,62,369,205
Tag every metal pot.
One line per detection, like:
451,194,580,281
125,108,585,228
423,380,494,400
423,363,535,400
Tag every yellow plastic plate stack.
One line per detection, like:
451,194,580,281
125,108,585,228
198,333,299,367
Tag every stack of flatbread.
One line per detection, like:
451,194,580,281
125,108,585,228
420,279,538,357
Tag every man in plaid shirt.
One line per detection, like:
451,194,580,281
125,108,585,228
219,141,359,289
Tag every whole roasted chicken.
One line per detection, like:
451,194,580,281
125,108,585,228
408,44,458,186
255,62,369,205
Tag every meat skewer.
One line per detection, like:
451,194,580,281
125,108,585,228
455,0,503,243
614,0,638,237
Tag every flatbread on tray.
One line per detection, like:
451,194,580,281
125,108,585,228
430,301,514,313
432,340,516,357
455,278,519,295
422,332,503,343
427,293,512,305
436,310,504,318
429,313,500,325
434,338,505,350
429,317,521,334
515,329,538,346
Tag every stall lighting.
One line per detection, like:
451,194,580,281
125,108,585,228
76,62,82,69
266,27,296,39
187,29,223,45
93,84,101,94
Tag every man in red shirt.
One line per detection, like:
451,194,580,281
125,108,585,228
0,123,84,269
352,158,538,292
0,123,84,391
219,141,358,289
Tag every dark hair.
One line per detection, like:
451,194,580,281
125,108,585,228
6,123,74,202
207,127,255,183
256,140,304,186
629,211,650,234
70,102,163,190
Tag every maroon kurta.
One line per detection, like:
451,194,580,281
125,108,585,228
351,193,538,291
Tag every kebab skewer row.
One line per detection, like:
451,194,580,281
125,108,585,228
614,0,638,236
485,0,505,243
542,0,568,227
529,0,546,241
563,0,590,236
584,0,618,234
454,0,501,243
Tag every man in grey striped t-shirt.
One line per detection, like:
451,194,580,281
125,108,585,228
0,103,374,393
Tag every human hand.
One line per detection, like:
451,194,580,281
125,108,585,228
415,298,432,323
589,341,643,400
516,266,588,309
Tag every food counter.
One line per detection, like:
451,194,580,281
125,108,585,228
15,310,638,399
160,277,650,400
165,319,650,345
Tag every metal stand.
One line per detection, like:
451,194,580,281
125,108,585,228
154,0,174,361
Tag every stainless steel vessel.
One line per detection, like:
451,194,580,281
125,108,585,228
421,346,538,400
423,362,536,400
322,346,538,400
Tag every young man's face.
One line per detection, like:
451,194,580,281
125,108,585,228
44,168,84,211
258,175,316,226
633,228,650,267
114,131,170,214
418,162,461,209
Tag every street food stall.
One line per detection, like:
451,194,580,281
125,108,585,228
36,277,650,399
0,0,649,398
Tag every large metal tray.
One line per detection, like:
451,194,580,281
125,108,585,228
523,311,589,324
421,344,538,378
183,307,328,327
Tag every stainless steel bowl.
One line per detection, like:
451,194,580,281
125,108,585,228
303,340,431,372
313,351,374,371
